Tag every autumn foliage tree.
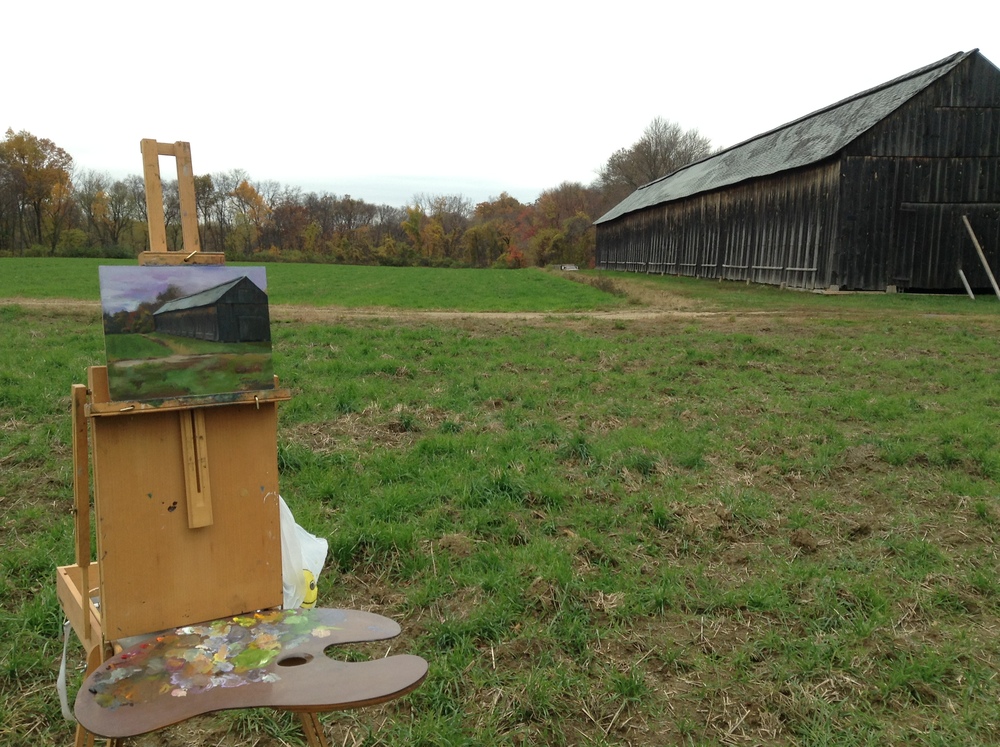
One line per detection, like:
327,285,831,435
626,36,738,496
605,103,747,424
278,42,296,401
466,192,535,266
229,179,271,254
0,118,709,267
0,128,74,253
526,182,604,267
75,170,137,249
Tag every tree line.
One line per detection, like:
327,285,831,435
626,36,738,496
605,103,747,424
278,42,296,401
0,120,712,268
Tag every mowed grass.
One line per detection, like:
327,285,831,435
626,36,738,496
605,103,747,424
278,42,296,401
1,268,1000,746
0,258,627,312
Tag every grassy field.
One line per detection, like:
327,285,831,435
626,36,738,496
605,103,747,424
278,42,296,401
0,258,627,313
2,262,1000,746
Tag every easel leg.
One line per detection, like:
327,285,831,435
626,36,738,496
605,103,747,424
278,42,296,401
73,724,94,747
73,726,122,747
73,729,121,747
74,644,117,747
297,711,329,747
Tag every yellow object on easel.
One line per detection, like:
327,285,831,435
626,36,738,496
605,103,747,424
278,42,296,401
302,570,318,608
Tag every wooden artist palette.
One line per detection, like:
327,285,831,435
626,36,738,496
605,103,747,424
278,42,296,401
75,608,428,739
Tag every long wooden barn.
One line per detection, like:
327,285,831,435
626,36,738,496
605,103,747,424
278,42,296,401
595,50,1000,292
153,276,271,343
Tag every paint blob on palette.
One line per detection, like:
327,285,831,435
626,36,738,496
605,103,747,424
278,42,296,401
87,609,341,709
98,265,275,402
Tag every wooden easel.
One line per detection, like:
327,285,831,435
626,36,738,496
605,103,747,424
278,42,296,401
137,138,218,265
56,140,288,744
57,141,425,746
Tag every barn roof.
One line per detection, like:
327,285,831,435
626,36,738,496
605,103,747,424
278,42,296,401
595,50,977,225
153,276,254,315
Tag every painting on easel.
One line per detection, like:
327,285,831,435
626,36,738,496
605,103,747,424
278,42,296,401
99,266,275,402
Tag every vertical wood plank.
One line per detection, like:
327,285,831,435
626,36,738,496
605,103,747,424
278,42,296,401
174,141,202,254
72,384,92,641
180,410,214,528
72,724,94,747
140,139,167,253
297,712,330,747
87,366,111,405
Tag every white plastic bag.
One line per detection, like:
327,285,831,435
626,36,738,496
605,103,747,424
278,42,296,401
279,496,329,609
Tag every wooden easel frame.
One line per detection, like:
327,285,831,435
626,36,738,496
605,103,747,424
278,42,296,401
138,139,224,266
57,368,292,746
60,140,425,747
57,139,287,743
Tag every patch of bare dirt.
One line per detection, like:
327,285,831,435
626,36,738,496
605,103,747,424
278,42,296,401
436,533,475,558
284,405,458,456
270,302,746,327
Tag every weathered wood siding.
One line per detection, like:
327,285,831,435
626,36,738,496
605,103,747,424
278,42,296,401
837,54,1000,290
597,53,1000,292
596,162,841,290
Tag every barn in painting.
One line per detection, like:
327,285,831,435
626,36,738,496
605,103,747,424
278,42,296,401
595,50,1000,292
153,276,271,343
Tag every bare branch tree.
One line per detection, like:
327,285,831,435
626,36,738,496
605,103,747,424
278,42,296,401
597,117,713,204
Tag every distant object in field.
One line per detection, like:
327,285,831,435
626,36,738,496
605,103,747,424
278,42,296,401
559,264,579,271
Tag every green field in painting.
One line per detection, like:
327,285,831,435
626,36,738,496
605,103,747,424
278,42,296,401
104,332,273,400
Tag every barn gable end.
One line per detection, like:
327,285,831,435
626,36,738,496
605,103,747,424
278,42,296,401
596,50,1000,292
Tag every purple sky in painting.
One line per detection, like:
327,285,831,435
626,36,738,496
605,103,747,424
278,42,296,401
99,266,268,314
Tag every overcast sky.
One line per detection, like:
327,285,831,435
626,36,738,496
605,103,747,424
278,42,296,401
4,1,998,207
